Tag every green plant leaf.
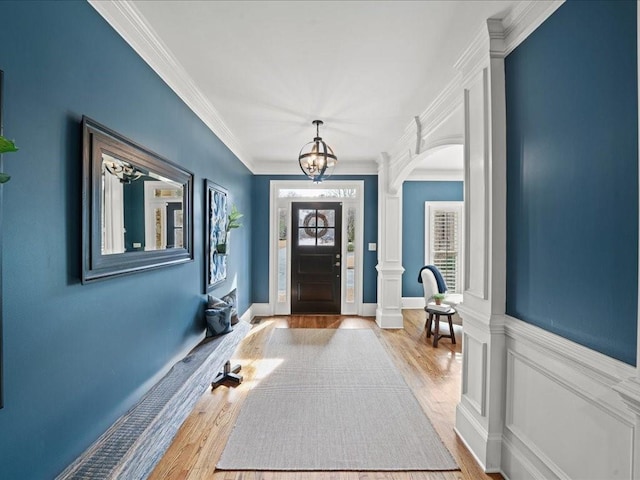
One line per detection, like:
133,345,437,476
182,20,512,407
0,173,11,183
226,204,243,230
0,136,18,154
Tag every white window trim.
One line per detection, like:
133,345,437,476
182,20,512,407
269,180,365,315
424,201,464,294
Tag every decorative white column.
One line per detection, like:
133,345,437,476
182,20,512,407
375,153,405,328
453,19,508,473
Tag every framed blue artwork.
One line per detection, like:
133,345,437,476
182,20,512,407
205,180,228,291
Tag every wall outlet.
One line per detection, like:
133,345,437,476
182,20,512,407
133,242,142,248
368,243,377,251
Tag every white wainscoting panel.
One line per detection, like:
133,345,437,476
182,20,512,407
463,333,487,416
382,276,402,310
502,317,636,480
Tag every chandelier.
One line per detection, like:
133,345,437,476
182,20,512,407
298,120,337,183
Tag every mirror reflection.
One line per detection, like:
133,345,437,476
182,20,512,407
101,153,184,255
82,116,193,283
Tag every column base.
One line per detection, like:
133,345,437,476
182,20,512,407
375,308,404,329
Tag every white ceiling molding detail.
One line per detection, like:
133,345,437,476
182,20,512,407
386,87,464,194
88,0,255,171
501,0,565,56
383,0,564,190
456,0,564,76
89,0,563,178
386,75,464,166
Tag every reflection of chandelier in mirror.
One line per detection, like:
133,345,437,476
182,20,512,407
104,159,144,184
298,120,337,183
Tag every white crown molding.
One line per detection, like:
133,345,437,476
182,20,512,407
383,0,565,188
88,0,255,172
455,0,564,78
454,26,490,80
502,0,565,56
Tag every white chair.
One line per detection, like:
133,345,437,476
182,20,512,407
419,267,462,308
420,266,463,346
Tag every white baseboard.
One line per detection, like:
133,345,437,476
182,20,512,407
243,303,271,321
375,307,404,329
360,303,377,317
401,297,425,309
245,303,376,319
454,403,502,473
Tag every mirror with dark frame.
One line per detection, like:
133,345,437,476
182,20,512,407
82,116,193,283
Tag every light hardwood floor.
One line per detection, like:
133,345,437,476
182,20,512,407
150,310,503,480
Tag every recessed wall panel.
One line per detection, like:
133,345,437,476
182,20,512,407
465,71,487,298
507,353,633,479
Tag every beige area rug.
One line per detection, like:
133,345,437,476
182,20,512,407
217,328,458,471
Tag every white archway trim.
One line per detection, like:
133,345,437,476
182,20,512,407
390,135,465,193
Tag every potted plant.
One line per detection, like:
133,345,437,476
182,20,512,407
433,293,446,305
0,135,19,183
216,204,243,254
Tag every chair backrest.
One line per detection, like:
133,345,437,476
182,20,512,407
420,268,440,303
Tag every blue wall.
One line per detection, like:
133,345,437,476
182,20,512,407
0,2,252,478
402,181,463,297
251,175,378,304
505,0,638,365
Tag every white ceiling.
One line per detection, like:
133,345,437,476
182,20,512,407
101,0,521,174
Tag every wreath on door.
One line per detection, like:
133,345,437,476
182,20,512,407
303,212,329,238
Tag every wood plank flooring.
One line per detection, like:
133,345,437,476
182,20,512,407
149,310,503,480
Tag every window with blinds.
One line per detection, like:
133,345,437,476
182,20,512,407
425,202,463,293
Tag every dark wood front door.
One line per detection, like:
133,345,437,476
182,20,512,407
291,202,342,314
166,202,183,248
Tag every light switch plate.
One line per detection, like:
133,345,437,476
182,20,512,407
368,243,377,251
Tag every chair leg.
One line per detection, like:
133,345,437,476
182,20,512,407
448,314,456,344
426,313,433,338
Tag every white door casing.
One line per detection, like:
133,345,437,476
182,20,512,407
268,180,365,316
